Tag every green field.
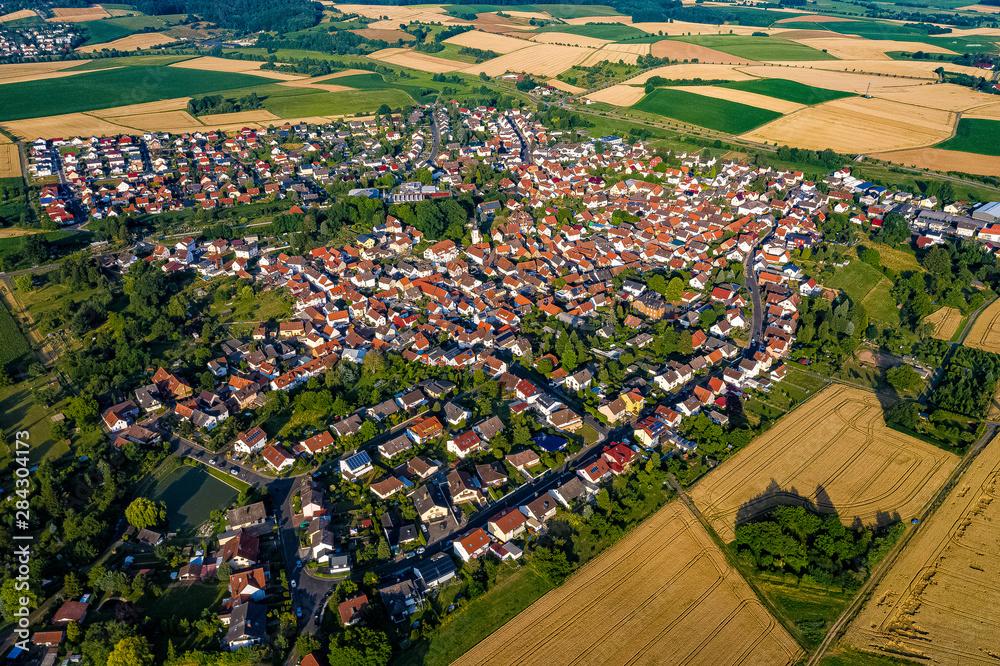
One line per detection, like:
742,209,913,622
0,66,274,121
79,16,168,45
759,577,851,649
671,35,839,61
263,88,414,117
862,277,902,326
148,466,237,534
65,55,195,70
936,118,1000,156
0,299,31,372
632,88,782,133
825,258,884,304
0,376,72,467
535,22,648,41
819,647,923,666
442,4,622,18
718,78,853,105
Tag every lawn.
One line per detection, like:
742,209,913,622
0,299,30,372
0,66,274,121
535,23,649,41
858,242,922,273
79,16,168,45
143,580,227,654
824,259,883,304
862,277,902,326
419,565,554,666
632,88,782,133
0,230,86,269
936,118,1000,156
211,287,293,325
718,78,853,105
147,465,238,534
670,35,839,61
263,88,414,117
0,377,69,466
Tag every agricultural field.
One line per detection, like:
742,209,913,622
936,118,1000,156
861,277,902,327
963,296,1000,354
48,5,110,21
77,31,176,52
78,15,170,45
664,86,804,113
443,29,531,53
461,43,591,77
633,88,782,133
670,35,838,61
924,306,964,340
871,148,1000,177
586,84,645,106
718,78,854,105
0,144,20,178
690,385,960,542
842,432,1000,665
0,61,86,85
0,66,272,122
650,39,756,64
262,88,413,117
456,501,803,666
533,22,648,41
793,37,957,60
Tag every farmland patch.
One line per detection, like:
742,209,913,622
936,118,1000,156
633,87,782,133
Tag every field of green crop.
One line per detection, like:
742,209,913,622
718,79,853,105
936,118,1000,156
0,66,273,121
65,55,195,70
670,35,839,61
263,88,413,117
79,15,168,45
535,23,648,41
632,88,782,133
0,300,30,372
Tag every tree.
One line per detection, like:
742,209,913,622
217,562,232,581
377,538,390,561
125,498,165,530
63,572,82,598
296,634,322,657
65,395,99,429
664,276,684,302
14,275,32,292
329,628,392,666
106,636,154,666
886,364,922,393
0,577,38,622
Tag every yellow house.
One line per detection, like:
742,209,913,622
621,389,645,414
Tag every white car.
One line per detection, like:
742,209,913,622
291,579,297,589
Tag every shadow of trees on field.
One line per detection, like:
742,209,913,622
734,479,901,532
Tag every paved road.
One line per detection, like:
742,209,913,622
428,106,441,165
806,422,998,665
742,232,767,348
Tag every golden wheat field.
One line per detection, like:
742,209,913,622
843,434,1000,665
168,56,303,79
793,37,957,60
456,501,803,666
0,144,21,178
103,110,203,132
443,30,531,54
48,5,109,21
77,32,177,53
960,2,1000,10
578,48,640,66
870,148,1000,176
90,97,189,117
627,63,755,84
529,32,609,49
196,109,281,126
742,97,956,153
924,306,963,340
1,112,135,139
0,9,35,22
964,298,1000,353
735,65,922,93
586,84,646,106
562,15,635,25
546,78,586,94
0,61,87,84
690,385,959,543
873,83,1000,112
461,43,591,77
369,48,463,73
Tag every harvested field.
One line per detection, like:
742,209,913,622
0,144,20,178
443,30,531,54
735,65,924,93
742,97,955,154
924,306,963,340
337,3,467,26
964,297,1000,354
350,28,413,42
472,12,534,33
168,56,303,80
843,432,1000,665
690,385,960,543
1,112,136,139
959,3,1000,11
586,84,645,105
0,61,84,84
793,37,957,60
562,15,634,25
104,110,202,132
874,83,1000,112
651,40,757,64
77,32,176,52
965,100,1000,119
456,501,803,666
668,85,805,113
369,48,463,73
49,5,109,21
546,78,586,94
89,97,188,116
626,63,755,84
768,59,989,79
460,43,591,77
633,20,780,36
872,147,1000,176
599,42,651,56
529,32,610,49
0,9,35,22
578,48,640,66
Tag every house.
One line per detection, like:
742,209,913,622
331,414,362,438
32,630,65,647
52,600,89,626
413,552,458,589
447,429,483,459
370,476,404,500
262,444,295,472
217,530,259,569
577,458,612,488
487,507,528,541
473,416,505,441
443,401,470,426
234,426,267,454
102,400,138,431
340,450,374,481
378,576,424,623
225,601,266,651
301,430,335,455
227,502,267,530
447,469,482,504
408,415,444,444
412,485,449,523
338,593,369,627
520,492,558,524
506,449,540,472
551,476,589,508
602,442,638,474
564,368,593,392
229,567,268,603
379,433,414,459
453,527,492,562
476,461,508,488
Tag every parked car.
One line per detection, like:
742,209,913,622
230,468,239,476
417,547,425,555
296,607,302,618
296,560,302,568
209,459,217,465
